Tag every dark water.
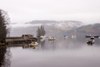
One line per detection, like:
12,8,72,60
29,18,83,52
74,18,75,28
1,38,100,67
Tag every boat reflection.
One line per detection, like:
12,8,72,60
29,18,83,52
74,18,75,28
48,39,55,42
22,44,38,49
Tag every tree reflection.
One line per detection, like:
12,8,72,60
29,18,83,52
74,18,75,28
37,37,41,44
0,47,11,67
0,47,6,67
41,40,45,50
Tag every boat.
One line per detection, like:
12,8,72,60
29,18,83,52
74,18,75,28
40,36,46,39
72,35,76,39
86,39,95,45
85,35,96,45
29,42,38,47
41,38,45,41
40,36,46,41
64,35,68,39
48,36,56,40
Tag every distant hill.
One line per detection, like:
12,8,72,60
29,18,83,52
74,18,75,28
26,20,82,28
10,20,83,37
67,23,100,39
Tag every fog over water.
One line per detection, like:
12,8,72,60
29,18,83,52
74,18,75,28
8,38,100,67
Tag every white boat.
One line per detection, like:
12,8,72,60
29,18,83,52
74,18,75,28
40,36,46,41
72,35,76,39
29,42,38,47
40,36,46,39
48,36,56,40
41,38,45,41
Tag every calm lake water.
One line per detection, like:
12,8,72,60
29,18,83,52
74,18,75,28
1,38,100,67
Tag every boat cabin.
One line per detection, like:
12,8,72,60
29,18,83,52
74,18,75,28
22,34,34,39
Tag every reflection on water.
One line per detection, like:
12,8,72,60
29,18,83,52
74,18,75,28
0,47,11,67
1,38,100,67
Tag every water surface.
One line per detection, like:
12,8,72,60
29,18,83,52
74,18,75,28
2,38,100,67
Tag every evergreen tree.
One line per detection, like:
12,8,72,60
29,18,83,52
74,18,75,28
0,9,10,39
37,27,41,37
36,25,46,37
40,25,45,36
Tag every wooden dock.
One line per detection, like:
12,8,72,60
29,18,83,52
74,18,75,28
6,37,37,44
0,34,38,45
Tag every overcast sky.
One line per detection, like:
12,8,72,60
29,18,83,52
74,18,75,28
0,0,100,24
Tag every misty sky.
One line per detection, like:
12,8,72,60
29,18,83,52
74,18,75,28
0,0,100,24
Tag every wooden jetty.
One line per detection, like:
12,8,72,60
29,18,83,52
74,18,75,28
6,34,37,44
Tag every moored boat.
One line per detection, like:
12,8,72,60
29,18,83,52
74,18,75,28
29,42,38,47
48,36,56,40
